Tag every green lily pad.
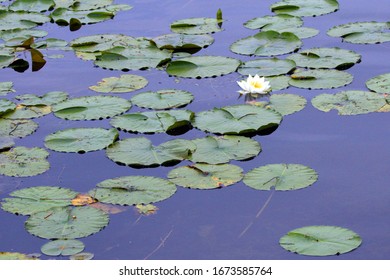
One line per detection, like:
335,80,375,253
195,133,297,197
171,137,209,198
130,89,194,110
266,75,291,91
0,10,50,31
69,252,94,260
0,52,16,69
152,33,214,53
171,17,222,34
15,91,69,106
243,163,318,191
311,90,386,115
0,252,39,260
230,30,302,57
31,38,69,50
1,104,51,119
366,73,390,94
271,27,319,39
238,58,296,77
90,176,177,205
89,74,148,93
289,69,353,89
0,99,16,115
41,240,85,257
45,128,119,153
244,14,303,30
94,45,172,71
53,95,131,121
1,186,78,215
25,206,109,239
110,110,193,134
279,225,362,256
193,104,282,135
166,55,240,79
188,135,261,164
287,47,361,70
9,0,55,13
0,137,14,151
271,0,339,17
72,0,114,10
0,82,15,96
252,94,307,116
327,21,390,44
0,146,50,177
168,163,244,190
106,137,195,168
0,119,39,138
0,29,48,43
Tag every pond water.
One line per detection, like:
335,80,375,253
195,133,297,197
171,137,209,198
0,0,389,260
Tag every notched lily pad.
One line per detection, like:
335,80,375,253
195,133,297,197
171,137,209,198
0,119,39,138
171,17,223,34
271,0,339,17
279,225,362,256
244,14,303,30
238,58,296,77
131,89,194,110
89,74,148,93
0,81,15,96
15,91,69,106
0,99,16,115
41,239,85,257
251,93,306,116
152,33,214,54
289,69,353,89
366,73,390,94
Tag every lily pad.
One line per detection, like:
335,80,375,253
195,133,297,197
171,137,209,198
193,104,282,135
230,30,302,57
171,17,222,34
53,95,131,120
0,146,50,177
90,176,177,205
152,33,214,54
238,58,296,77
271,27,319,39
130,89,194,109
166,56,240,79
279,225,362,256
168,163,244,190
243,163,318,191
0,10,50,31
45,128,119,153
15,91,69,106
0,29,48,43
72,0,114,10
287,47,361,70
25,206,109,239
289,69,353,89
0,119,39,138
41,240,84,257
266,75,291,91
188,135,261,164
252,94,307,116
1,186,77,215
0,252,39,260
271,0,339,17
110,110,193,134
366,73,390,94
106,137,195,167
9,0,55,13
1,104,51,119
327,21,390,44
0,82,15,96
311,90,386,115
69,252,94,260
0,137,14,151
244,14,303,30
89,74,148,93
0,99,16,115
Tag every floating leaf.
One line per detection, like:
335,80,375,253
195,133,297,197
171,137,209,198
193,104,282,135
41,240,84,257
71,0,114,10
1,104,51,119
238,58,296,77
0,146,50,177
189,135,261,164
171,17,222,34
0,10,50,31
131,89,194,110
152,33,214,54
26,206,109,239
252,94,306,116
366,73,390,94
287,47,361,70
289,69,353,89
135,204,158,216
15,91,69,106
166,55,240,79
271,0,339,17
311,91,386,115
0,137,14,151
243,163,318,191
230,30,302,57
53,95,131,121
244,14,303,30
0,99,16,115
0,119,38,138
110,110,193,134
90,176,177,205
1,186,77,215
45,128,119,153
71,194,97,206
89,202,126,214
267,75,291,91
327,21,390,44
0,82,15,96
0,252,39,260
9,0,55,13
69,252,94,260
106,137,195,167
168,163,244,190
279,225,362,256
89,74,148,93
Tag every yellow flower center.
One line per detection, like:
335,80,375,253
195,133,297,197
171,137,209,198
250,81,263,89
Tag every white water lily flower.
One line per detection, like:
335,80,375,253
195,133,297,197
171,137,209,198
237,74,271,95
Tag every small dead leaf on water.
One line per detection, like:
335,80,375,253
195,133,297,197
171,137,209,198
89,202,126,214
71,194,97,206
135,204,158,216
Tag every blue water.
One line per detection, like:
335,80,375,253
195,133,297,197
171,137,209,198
0,0,390,259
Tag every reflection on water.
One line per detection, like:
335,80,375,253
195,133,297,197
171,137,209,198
1,0,390,259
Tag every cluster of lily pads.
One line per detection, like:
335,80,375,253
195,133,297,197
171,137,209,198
1,0,389,259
